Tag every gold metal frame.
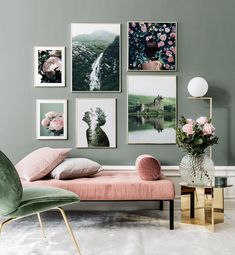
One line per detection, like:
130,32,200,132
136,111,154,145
0,207,81,255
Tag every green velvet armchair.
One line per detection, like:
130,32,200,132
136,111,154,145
0,151,81,255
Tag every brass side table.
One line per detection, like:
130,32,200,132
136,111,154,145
180,182,233,231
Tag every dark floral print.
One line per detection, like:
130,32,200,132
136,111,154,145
128,22,177,71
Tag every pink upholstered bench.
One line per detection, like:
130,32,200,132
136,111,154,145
23,170,175,229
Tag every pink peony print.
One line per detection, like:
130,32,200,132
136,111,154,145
49,50,61,58
168,40,173,45
170,32,176,38
45,111,57,119
49,118,64,131
41,118,50,127
42,111,64,136
42,57,62,75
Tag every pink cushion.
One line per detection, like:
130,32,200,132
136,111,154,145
16,147,71,181
135,154,161,181
22,170,175,200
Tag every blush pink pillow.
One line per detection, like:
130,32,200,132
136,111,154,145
15,147,71,181
135,154,161,181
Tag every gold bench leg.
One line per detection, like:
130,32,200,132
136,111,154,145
57,207,81,255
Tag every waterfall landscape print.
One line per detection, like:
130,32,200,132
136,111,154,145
128,76,177,144
71,24,120,92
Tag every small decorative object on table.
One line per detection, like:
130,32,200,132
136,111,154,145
176,116,219,186
215,176,227,187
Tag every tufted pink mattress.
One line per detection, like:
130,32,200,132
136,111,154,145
22,170,175,201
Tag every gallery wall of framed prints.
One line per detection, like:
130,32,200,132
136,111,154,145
33,21,178,148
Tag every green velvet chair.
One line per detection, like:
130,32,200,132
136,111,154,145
0,151,81,255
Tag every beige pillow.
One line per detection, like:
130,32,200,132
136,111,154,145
15,147,71,181
50,158,102,180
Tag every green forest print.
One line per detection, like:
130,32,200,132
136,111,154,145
72,26,120,91
82,107,110,147
128,22,177,71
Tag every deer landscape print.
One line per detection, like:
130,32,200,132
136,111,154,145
128,75,176,144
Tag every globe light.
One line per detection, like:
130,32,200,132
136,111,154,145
187,77,208,97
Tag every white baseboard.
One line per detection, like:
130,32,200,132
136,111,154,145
102,165,235,177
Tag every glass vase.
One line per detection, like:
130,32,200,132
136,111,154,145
179,154,215,186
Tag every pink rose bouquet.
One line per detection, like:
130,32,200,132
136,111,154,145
176,116,218,156
41,112,64,136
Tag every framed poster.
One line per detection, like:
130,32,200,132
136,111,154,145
76,98,116,148
34,47,65,87
36,99,67,139
71,23,121,92
128,22,177,71
128,75,177,144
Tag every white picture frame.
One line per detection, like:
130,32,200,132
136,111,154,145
34,47,65,87
36,99,67,139
76,98,116,148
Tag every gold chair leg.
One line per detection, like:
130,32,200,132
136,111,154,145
37,213,46,239
57,207,81,255
0,218,15,237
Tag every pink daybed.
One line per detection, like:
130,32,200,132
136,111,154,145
23,170,175,229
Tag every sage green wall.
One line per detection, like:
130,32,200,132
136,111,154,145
0,0,234,165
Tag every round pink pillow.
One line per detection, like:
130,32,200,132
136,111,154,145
135,154,161,181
